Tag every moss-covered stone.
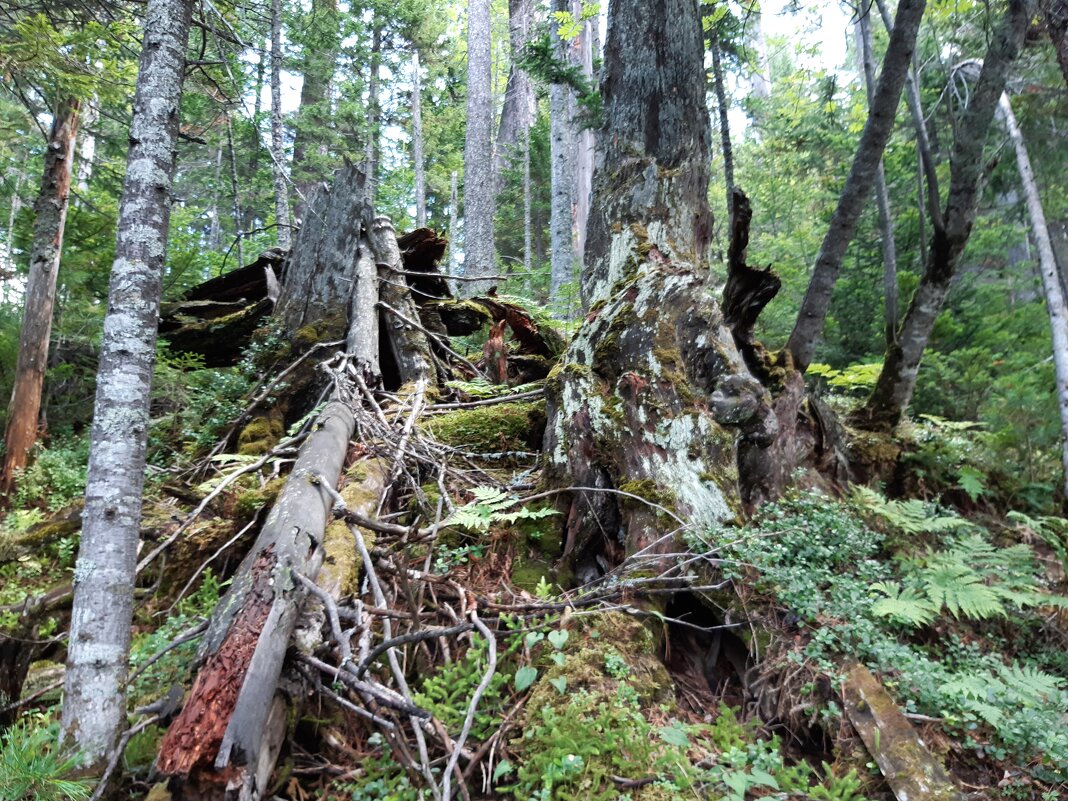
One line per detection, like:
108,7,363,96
618,479,677,509
423,401,546,454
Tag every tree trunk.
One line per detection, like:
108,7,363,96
857,6,899,348
156,401,356,799
463,0,496,292
291,0,339,222
61,0,192,765
227,115,244,267
365,18,382,200
574,5,595,260
447,170,459,276
523,124,532,273
709,27,735,221
75,100,96,195
270,0,292,249
494,0,537,187
209,141,224,249
856,0,1032,430
549,0,577,308
547,0,776,566
997,91,1068,501
412,49,427,229
0,97,79,500
1042,0,1068,86
785,0,925,372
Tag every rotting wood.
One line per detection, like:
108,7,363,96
156,400,355,800
375,216,436,386
843,662,965,801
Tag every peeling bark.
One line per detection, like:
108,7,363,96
157,401,355,799
62,0,192,764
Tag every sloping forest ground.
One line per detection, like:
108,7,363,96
2,184,1068,801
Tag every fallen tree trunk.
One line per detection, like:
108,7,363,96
156,400,354,799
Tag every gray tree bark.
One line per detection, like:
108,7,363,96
463,0,496,292
857,0,1032,429
365,19,383,198
448,169,459,275
549,0,577,307
857,6,899,348
523,124,532,273
270,0,292,249
495,0,537,187
61,0,192,764
574,5,595,260
785,0,926,372
997,91,1068,500
412,49,427,228
0,97,79,499
227,115,244,267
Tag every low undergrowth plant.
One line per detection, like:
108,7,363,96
696,489,1068,785
0,720,92,801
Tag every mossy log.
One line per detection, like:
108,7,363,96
843,662,965,801
156,401,355,800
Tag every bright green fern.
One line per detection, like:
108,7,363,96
445,487,558,532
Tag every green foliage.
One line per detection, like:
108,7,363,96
444,486,558,532
413,638,511,741
445,378,543,399
850,485,971,534
10,436,88,513
806,361,882,394
0,722,92,801
706,490,1068,781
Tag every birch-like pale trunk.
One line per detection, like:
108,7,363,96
858,0,1032,429
574,8,595,259
412,49,427,228
76,100,96,195
0,98,80,499
548,0,576,307
857,6,899,348
463,0,496,292
523,124,532,273
998,91,1068,500
270,0,292,248
786,0,926,371
448,169,459,275
62,0,191,764
209,141,224,249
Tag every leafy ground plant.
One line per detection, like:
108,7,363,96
0,721,93,801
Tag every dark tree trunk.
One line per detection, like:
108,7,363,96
61,0,192,765
0,97,79,500
1042,0,1068,86
708,27,735,221
785,0,926,371
856,0,1033,430
547,0,777,567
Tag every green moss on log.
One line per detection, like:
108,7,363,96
423,401,546,453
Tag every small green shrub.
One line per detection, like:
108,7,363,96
0,721,92,801
11,436,88,512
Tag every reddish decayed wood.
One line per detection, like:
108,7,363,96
156,549,277,777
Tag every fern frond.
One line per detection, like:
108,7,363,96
920,564,1004,619
869,581,937,626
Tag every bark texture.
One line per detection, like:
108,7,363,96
448,170,459,275
547,0,774,566
709,28,735,219
276,165,371,332
270,0,292,248
548,0,577,306
412,49,427,228
61,0,192,763
495,0,537,186
1042,0,1068,85
463,0,496,292
998,92,1068,502
1,97,80,499
157,401,355,799
785,0,926,371
857,0,1032,429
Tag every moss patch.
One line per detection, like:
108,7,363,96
423,401,546,454
237,410,285,455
